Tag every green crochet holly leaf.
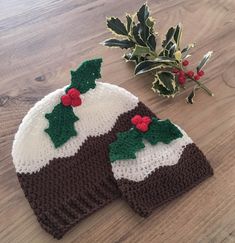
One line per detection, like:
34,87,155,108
109,129,145,162
66,58,102,94
45,103,79,148
143,117,183,145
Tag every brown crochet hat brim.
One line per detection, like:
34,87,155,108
17,102,156,239
116,143,214,217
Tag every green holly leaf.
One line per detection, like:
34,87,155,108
107,17,128,36
45,103,79,148
161,24,182,58
109,129,144,162
146,34,156,51
143,118,183,145
132,45,151,57
126,14,134,33
197,51,213,72
137,3,150,25
66,58,102,94
132,23,146,46
135,57,175,75
181,43,195,58
102,39,135,49
137,3,150,42
152,71,179,97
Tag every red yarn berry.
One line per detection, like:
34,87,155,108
131,115,142,125
182,60,189,66
194,74,201,81
61,94,72,106
187,70,194,77
142,116,152,125
67,88,80,99
178,75,186,85
179,70,185,76
136,122,148,132
197,70,204,76
172,68,179,74
71,97,82,107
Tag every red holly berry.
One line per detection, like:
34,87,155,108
136,122,148,132
172,68,179,74
67,88,80,99
179,70,185,76
197,70,204,76
71,97,82,107
194,74,200,81
187,70,194,77
178,75,186,85
131,115,142,125
142,116,151,125
61,94,72,106
182,60,189,66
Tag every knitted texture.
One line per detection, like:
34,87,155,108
12,75,156,238
143,118,183,145
109,129,145,161
109,117,183,161
45,104,79,148
12,59,213,239
110,122,213,216
115,143,213,217
66,58,102,93
45,58,102,148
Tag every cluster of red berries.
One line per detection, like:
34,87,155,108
172,60,205,85
131,115,152,132
61,88,82,107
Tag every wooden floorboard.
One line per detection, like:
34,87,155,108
0,0,235,242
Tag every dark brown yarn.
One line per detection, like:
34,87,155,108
17,102,156,239
117,143,214,217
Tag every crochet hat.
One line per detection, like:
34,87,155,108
12,58,213,239
12,58,156,239
109,116,213,217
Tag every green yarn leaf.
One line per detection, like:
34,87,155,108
66,58,102,94
45,103,79,148
109,117,183,162
109,129,145,162
143,118,183,145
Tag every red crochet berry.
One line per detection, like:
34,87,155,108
131,115,142,125
61,94,72,106
187,70,194,77
194,74,201,81
136,122,148,132
142,116,151,125
179,70,185,76
172,68,179,74
178,75,186,85
182,60,189,66
197,70,204,76
67,88,80,99
71,97,82,107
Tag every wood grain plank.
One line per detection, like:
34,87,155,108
0,0,235,242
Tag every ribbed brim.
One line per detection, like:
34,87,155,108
117,143,214,217
36,175,120,239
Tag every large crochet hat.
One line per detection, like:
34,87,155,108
12,58,213,239
12,58,155,239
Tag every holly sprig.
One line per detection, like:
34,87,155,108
109,116,183,162
45,58,102,148
102,3,214,104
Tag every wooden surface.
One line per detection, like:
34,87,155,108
0,0,235,242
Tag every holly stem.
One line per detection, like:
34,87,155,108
186,75,214,96
170,63,214,96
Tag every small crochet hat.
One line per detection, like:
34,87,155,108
12,58,156,239
109,116,213,217
12,58,213,239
